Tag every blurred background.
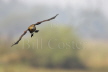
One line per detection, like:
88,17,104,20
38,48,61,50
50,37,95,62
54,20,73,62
0,0,108,72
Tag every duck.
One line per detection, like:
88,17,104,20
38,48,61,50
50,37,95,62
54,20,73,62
11,14,58,47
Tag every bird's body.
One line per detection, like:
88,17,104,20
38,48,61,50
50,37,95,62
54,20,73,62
28,24,39,37
11,14,58,47
28,24,36,33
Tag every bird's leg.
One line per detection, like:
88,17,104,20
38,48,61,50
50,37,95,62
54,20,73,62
31,33,34,37
35,30,39,33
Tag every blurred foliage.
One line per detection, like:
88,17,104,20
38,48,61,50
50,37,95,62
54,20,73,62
0,25,85,69
0,23,108,72
79,40,108,70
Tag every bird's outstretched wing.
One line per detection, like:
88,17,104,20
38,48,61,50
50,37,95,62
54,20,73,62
11,30,28,47
35,14,59,25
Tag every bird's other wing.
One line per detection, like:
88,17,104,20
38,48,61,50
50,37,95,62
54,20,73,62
35,14,59,25
11,30,28,47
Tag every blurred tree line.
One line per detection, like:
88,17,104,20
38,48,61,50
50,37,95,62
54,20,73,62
0,25,86,69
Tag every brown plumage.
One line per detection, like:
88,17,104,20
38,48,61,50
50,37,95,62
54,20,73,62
11,14,58,47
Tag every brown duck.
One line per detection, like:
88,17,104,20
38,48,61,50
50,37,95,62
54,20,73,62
11,14,58,47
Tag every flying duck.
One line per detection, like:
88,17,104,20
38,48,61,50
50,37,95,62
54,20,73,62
11,14,58,47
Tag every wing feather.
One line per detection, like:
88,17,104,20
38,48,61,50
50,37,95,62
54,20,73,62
11,30,28,47
35,14,59,25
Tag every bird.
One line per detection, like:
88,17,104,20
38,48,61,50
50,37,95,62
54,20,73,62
11,14,58,47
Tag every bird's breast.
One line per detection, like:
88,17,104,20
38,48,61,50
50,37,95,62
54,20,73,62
29,26,36,30
28,25,36,33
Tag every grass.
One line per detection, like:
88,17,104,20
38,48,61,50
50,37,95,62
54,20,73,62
0,64,107,72
78,40,108,69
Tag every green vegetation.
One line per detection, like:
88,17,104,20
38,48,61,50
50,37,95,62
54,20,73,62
0,25,108,72
0,26,85,69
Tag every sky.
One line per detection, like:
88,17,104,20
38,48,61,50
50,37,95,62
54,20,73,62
1,0,99,8
2,0,108,18
1,0,108,40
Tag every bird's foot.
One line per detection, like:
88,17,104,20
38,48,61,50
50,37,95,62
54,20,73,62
35,30,39,33
31,33,34,37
